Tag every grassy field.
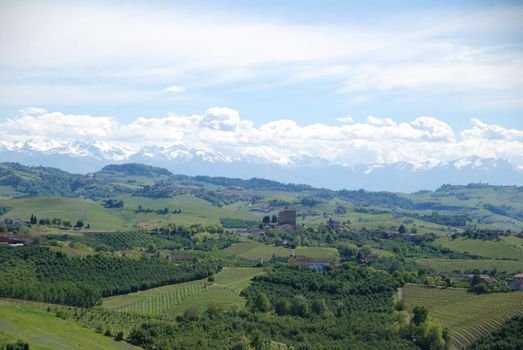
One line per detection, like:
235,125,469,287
401,284,523,349
0,299,139,350
103,267,264,316
222,239,339,261
417,258,523,274
434,237,523,260
0,194,257,230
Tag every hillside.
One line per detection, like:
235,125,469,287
1,162,523,231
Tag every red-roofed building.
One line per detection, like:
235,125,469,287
288,255,330,270
511,273,523,291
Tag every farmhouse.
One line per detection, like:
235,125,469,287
360,254,381,263
275,239,289,247
451,273,497,285
288,255,330,270
0,218,25,228
0,234,32,246
511,273,523,291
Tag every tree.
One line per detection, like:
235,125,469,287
275,298,291,315
271,215,277,223
413,305,428,325
291,295,309,317
75,220,84,229
206,304,224,319
399,224,407,234
262,216,271,224
311,298,328,315
252,293,271,312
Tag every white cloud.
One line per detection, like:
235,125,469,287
1,107,522,168
367,116,396,126
164,85,185,94
336,116,354,123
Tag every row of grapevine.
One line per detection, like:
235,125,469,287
401,284,523,349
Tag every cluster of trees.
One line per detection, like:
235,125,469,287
0,339,30,350
483,203,523,221
0,245,218,304
242,264,399,315
151,223,238,251
134,183,174,198
0,162,82,197
29,215,87,229
261,215,277,224
135,205,181,215
193,175,313,192
402,306,449,350
127,263,428,350
409,211,469,227
0,281,101,308
461,228,510,240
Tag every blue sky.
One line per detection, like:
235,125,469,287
0,0,522,168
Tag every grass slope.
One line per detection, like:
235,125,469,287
417,258,523,274
0,299,139,350
102,267,263,316
434,237,523,260
0,194,257,230
402,284,523,349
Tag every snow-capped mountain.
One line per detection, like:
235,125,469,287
0,140,521,192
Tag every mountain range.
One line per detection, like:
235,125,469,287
0,140,521,192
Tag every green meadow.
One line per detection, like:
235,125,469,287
0,300,139,350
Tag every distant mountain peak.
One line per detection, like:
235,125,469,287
0,140,521,192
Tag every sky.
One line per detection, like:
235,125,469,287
0,0,522,168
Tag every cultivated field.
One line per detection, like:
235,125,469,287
222,239,339,261
401,284,523,349
0,299,139,350
434,237,523,260
417,258,523,274
103,267,263,316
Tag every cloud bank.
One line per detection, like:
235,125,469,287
1,108,522,168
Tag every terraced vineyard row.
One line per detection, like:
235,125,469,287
103,267,264,316
401,284,523,349
103,279,205,315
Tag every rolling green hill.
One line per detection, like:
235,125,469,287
1,162,522,231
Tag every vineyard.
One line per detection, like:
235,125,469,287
401,284,523,349
416,258,523,274
103,267,264,316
